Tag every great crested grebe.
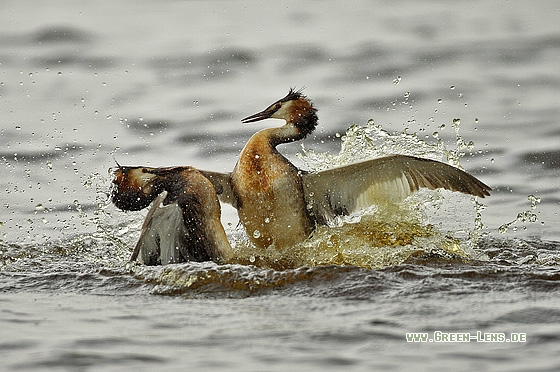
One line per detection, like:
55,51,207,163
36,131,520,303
111,88,491,262
228,88,491,249
111,166,233,265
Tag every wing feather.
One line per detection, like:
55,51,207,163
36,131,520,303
302,154,491,223
199,170,236,208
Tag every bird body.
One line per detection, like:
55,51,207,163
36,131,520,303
230,89,319,249
231,127,313,249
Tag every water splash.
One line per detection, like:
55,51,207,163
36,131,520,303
297,120,445,172
222,118,492,269
498,195,541,234
231,209,471,271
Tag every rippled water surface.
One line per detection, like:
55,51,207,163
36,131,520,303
1,1,560,371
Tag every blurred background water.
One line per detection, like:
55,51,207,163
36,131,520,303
1,1,559,371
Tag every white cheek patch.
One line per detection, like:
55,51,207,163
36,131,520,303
128,168,157,185
271,101,293,119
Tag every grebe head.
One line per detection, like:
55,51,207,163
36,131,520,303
241,88,318,137
111,166,164,211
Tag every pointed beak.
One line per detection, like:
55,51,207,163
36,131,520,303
241,108,274,123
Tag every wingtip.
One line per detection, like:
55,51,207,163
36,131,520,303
473,178,492,198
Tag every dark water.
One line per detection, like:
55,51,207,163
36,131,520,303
1,1,560,371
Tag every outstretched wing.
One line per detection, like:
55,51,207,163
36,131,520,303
302,154,491,222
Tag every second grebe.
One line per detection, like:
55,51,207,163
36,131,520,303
111,166,234,265
229,88,491,250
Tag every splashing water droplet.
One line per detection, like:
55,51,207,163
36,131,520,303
498,195,541,234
